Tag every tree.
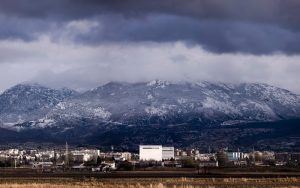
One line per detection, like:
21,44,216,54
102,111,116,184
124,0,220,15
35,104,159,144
118,161,134,171
181,158,197,168
96,156,102,165
216,151,228,167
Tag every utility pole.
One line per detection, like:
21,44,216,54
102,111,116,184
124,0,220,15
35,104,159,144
65,142,69,168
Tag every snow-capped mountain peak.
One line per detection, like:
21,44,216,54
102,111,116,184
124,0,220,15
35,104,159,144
0,84,77,124
0,81,299,129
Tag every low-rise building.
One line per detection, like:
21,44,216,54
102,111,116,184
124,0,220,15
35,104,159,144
162,147,174,160
198,160,218,167
227,152,244,161
31,161,53,169
196,153,215,161
139,145,162,161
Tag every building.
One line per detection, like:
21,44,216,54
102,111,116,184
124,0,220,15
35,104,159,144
261,151,275,161
162,147,174,160
227,152,244,161
175,149,187,157
8,149,19,155
139,145,162,161
233,160,247,166
120,152,132,161
71,149,100,162
275,152,290,163
31,162,53,169
291,153,300,164
198,160,218,167
196,153,215,161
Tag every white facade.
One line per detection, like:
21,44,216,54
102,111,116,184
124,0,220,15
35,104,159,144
227,152,244,161
121,152,132,161
196,153,215,161
139,145,162,161
71,149,100,162
162,147,174,160
8,149,19,155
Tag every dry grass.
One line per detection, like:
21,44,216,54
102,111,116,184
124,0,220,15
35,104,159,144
0,178,299,188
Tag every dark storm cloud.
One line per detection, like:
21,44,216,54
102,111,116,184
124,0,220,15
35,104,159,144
0,15,52,41
1,0,300,27
0,0,300,54
71,14,300,54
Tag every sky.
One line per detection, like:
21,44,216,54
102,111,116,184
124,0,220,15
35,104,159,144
0,0,300,93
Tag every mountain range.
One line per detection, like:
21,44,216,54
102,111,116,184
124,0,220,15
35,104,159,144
0,80,299,151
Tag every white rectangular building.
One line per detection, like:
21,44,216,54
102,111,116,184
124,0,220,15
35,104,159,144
162,147,174,160
227,152,244,161
139,145,162,161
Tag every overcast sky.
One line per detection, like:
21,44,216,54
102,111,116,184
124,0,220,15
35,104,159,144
0,0,300,93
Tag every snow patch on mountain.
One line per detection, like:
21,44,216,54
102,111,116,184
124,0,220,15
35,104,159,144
203,97,240,115
49,101,111,120
147,80,170,88
147,94,154,100
145,106,168,116
0,81,299,129
93,107,111,119
177,98,188,104
34,118,56,128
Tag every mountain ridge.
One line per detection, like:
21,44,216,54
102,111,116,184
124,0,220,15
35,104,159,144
0,80,299,130
0,80,299,150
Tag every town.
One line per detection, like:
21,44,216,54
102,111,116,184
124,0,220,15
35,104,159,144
0,143,299,173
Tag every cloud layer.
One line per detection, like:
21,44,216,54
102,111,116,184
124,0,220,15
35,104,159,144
1,0,300,54
0,37,299,93
0,1,299,93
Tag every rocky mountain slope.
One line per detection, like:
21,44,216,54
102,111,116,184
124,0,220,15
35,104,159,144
0,80,299,150
0,83,76,127
1,80,300,129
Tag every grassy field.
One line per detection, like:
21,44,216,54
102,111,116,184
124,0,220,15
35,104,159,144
0,178,299,188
